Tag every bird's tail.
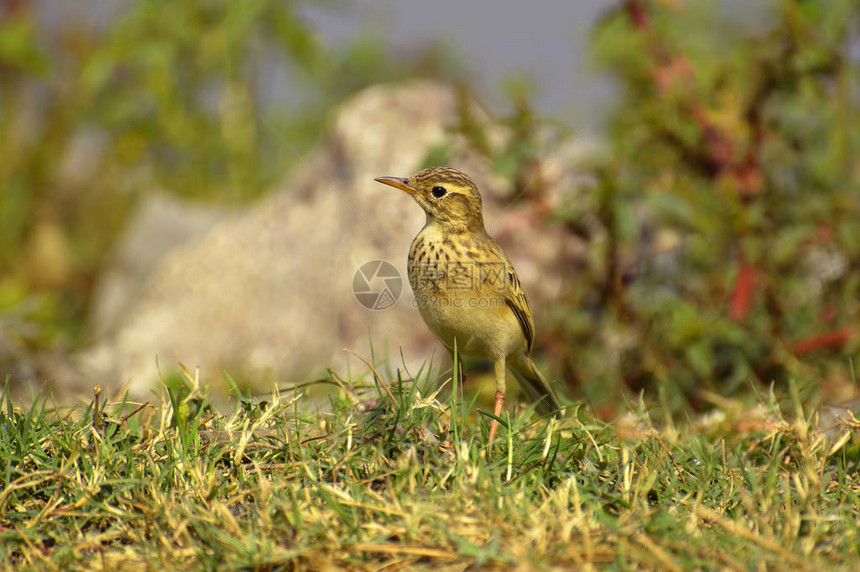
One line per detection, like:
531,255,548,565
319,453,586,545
508,352,562,417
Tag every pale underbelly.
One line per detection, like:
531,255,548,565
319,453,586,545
413,292,523,359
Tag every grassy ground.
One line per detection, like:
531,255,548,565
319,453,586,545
2,363,859,571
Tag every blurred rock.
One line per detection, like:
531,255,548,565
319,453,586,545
78,81,598,400
89,193,234,339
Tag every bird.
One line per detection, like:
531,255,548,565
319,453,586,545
374,167,561,442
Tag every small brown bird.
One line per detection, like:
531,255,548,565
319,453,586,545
375,167,561,442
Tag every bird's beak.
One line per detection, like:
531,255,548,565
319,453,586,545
374,176,417,197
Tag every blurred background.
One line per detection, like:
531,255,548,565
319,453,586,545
1,0,858,416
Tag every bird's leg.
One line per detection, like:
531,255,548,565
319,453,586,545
488,391,505,443
488,356,507,443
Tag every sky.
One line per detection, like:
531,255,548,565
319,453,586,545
299,0,776,129
35,0,777,131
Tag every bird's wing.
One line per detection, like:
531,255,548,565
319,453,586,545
503,270,535,353
488,240,536,353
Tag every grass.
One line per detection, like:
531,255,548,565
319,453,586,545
2,362,860,571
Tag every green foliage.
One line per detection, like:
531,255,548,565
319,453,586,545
1,374,859,568
560,0,860,410
0,1,454,352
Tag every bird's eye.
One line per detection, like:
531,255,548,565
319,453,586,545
431,186,447,198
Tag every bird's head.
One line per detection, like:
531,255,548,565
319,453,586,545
375,167,485,232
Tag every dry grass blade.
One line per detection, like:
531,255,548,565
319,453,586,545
1,375,858,569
